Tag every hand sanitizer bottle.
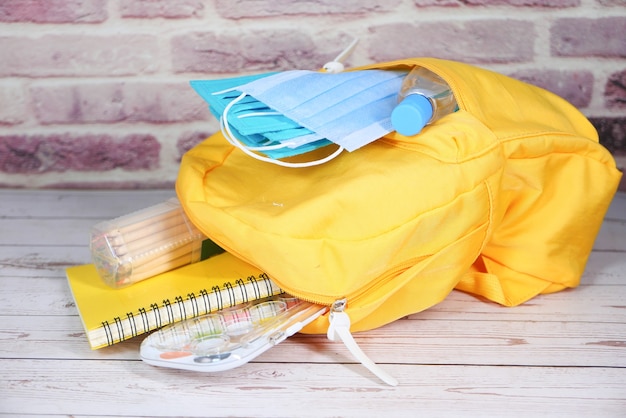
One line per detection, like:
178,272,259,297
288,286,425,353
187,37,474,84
391,67,458,136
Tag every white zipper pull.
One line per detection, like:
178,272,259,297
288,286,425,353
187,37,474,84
327,298,398,386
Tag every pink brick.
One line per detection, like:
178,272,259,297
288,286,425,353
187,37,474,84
454,0,579,5
412,0,462,5
605,69,626,109
120,0,204,18
215,0,401,18
123,83,211,123
589,117,626,157
0,134,160,174
0,35,159,77
510,69,593,108
368,21,534,63
176,131,212,159
44,179,176,189
31,82,211,124
171,30,326,73
0,0,107,23
551,17,626,58
0,83,26,125
597,0,626,5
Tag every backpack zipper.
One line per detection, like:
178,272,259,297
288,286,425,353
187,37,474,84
327,298,398,386
184,214,420,386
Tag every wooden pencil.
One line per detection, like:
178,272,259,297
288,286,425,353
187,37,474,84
91,198,207,288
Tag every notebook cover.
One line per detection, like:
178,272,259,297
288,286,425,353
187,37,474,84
66,252,282,349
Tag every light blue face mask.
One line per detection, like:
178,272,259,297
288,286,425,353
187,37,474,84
191,69,407,167
191,74,334,163
234,69,407,152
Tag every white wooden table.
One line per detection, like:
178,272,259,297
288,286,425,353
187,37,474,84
1,189,625,417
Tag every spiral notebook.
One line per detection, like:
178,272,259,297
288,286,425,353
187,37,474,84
66,251,283,349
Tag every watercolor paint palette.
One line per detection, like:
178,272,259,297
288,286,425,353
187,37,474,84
140,295,327,372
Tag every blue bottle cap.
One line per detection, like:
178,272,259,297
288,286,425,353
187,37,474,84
391,94,433,136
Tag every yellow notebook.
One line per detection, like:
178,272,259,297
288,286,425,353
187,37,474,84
66,251,283,349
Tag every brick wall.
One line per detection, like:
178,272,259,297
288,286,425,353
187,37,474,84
0,0,624,189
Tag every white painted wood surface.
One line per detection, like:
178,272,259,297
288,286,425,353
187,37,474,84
1,189,624,417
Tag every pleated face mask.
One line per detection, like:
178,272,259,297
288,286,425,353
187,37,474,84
190,69,407,167
191,74,333,165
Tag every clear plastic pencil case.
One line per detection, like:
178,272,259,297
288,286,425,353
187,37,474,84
140,295,327,372
90,198,223,288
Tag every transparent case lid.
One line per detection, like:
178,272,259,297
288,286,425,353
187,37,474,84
90,198,208,288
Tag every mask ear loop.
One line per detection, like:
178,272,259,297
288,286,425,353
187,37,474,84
221,92,344,168
323,37,359,74
212,88,289,151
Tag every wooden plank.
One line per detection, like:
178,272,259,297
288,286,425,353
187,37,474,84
1,189,623,221
0,217,98,246
0,314,141,361
0,189,175,247
1,189,624,418
0,245,621,283
0,245,91,277
594,217,626,251
605,191,626,221
0,189,175,218
1,269,624,321
1,314,624,368
0,276,76,316
420,285,626,324
3,193,624,249
1,267,624,320
596,189,626,251
1,360,624,417
582,250,626,285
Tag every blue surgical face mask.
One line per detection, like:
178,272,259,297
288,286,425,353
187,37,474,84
191,74,332,162
191,69,407,167
219,92,339,164
234,69,406,152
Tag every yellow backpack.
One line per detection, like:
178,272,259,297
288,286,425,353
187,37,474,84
176,57,621,336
